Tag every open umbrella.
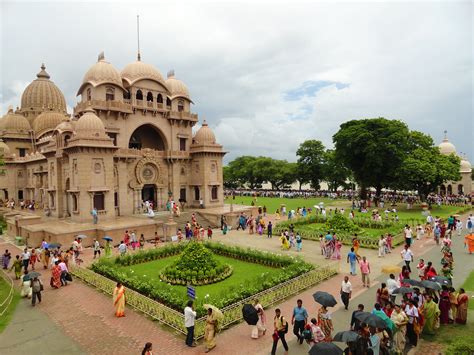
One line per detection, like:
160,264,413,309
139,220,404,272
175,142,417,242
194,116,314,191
429,276,452,286
313,291,337,307
354,312,387,329
48,243,61,249
403,279,423,287
204,304,224,322
381,265,402,274
392,287,415,295
23,271,41,282
421,280,442,290
103,236,113,241
77,234,88,239
333,330,359,343
242,304,259,325
309,342,342,355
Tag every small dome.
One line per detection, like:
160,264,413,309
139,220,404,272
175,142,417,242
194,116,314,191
193,120,216,145
21,64,67,112
33,111,68,137
77,53,124,95
165,71,190,100
0,139,11,155
460,158,472,173
121,59,166,87
54,120,74,133
439,135,456,155
75,108,105,136
0,109,31,132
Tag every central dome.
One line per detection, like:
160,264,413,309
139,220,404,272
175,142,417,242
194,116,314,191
21,64,67,113
121,59,166,87
77,53,124,95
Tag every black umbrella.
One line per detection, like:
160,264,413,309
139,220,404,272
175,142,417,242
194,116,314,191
23,271,41,282
403,279,423,287
313,291,338,307
429,276,451,286
309,342,343,355
242,304,259,325
354,312,387,329
421,280,442,290
333,330,359,343
48,243,61,249
392,287,415,295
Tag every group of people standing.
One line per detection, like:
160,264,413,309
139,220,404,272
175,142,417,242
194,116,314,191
320,231,343,259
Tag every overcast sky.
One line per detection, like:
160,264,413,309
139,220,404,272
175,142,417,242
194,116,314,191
1,1,472,163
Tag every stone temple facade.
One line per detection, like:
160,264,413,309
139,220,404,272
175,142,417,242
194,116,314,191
437,134,472,195
0,54,225,222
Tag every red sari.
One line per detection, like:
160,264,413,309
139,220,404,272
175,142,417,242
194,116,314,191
456,293,468,324
51,265,61,288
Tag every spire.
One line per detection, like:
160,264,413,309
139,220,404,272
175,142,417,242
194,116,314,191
137,15,141,61
37,63,50,79
443,130,448,141
167,69,175,79
98,51,105,62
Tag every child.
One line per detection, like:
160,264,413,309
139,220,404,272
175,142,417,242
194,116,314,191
207,226,213,239
296,233,302,252
289,233,296,248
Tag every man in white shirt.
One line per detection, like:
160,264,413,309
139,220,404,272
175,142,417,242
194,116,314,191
93,239,101,259
340,276,352,310
184,300,197,347
21,248,30,272
401,245,414,272
404,225,413,247
386,273,400,303
58,260,69,286
118,241,127,256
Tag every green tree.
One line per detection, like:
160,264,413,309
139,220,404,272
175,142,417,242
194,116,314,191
333,118,410,200
223,166,239,189
322,149,351,191
296,140,326,189
394,131,461,200
224,156,263,188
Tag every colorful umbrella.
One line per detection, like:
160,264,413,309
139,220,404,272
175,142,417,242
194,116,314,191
392,287,415,295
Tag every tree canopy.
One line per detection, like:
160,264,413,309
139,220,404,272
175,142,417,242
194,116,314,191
296,139,326,189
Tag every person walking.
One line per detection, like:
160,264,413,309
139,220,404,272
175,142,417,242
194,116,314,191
359,256,371,288
10,255,22,279
93,239,101,259
30,276,43,306
404,225,413,246
91,207,98,224
267,221,273,238
184,300,197,347
271,308,289,355
340,276,352,310
141,342,153,355
386,274,400,303
347,247,359,275
21,248,30,272
112,282,126,317
401,245,414,272
291,299,308,344
378,235,386,257
118,241,127,256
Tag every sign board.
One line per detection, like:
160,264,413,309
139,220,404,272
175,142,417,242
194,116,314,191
187,286,195,299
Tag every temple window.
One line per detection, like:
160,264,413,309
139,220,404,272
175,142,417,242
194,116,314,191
106,87,115,101
136,90,143,100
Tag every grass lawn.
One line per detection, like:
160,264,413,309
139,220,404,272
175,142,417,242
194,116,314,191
297,222,401,239
461,270,474,310
0,276,20,334
119,254,277,300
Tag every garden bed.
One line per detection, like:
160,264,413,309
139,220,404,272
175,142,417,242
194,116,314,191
75,242,337,338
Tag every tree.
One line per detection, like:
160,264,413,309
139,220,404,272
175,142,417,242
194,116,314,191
322,149,351,191
296,140,326,189
394,131,461,200
223,166,239,189
224,156,264,188
333,118,411,200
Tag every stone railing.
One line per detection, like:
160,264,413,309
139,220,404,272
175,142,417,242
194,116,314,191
71,265,337,339
75,100,133,113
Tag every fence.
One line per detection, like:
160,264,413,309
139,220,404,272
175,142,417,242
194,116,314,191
71,265,337,339
0,270,14,317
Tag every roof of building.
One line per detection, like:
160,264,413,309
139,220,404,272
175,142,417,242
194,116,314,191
193,120,216,145
165,70,191,100
0,108,31,133
77,53,124,95
121,58,167,88
33,111,68,137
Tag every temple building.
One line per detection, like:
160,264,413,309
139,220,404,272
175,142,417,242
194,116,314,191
437,133,472,195
0,53,226,222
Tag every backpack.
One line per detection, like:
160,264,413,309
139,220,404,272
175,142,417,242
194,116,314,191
280,316,289,333
302,328,313,340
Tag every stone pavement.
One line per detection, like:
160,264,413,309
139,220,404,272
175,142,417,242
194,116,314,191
0,210,472,355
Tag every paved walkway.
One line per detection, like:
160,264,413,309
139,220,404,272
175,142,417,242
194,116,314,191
0,210,472,354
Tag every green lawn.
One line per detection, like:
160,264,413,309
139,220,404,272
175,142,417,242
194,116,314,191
461,271,474,310
297,222,401,239
119,254,277,300
0,276,19,334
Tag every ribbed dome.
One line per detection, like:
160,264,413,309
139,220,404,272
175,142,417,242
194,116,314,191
0,109,31,132
0,139,10,155
77,53,124,95
33,111,68,137
21,64,67,112
75,108,105,136
439,137,456,155
460,158,472,173
166,71,190,100
121,60,166,86
54,120,74,133
193,120,216,145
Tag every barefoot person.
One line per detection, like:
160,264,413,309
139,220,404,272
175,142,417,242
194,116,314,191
204,308,217,353
113,282,126,317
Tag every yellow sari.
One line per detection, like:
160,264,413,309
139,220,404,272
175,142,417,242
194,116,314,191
204,314,217,351
113,286,126,317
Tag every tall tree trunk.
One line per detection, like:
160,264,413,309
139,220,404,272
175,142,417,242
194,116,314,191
359,182,367,200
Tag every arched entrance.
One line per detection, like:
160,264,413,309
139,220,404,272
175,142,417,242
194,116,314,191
129,124,167,151
142,184,156,207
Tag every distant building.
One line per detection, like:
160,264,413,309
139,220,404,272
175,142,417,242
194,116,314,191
437,133,472,195
0,53,225,221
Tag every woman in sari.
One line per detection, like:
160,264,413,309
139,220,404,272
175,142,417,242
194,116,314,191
113,282,126,317
252,299,266,338
439,286,450,324
51,261,62,289
449,287,458,323
41,248,50,270
391,304,408,354
421,294,440,335
204,308,217,353
352,237,361,258
280,234,290,250
105,240,112,257
317,306,333,341
10,255,22,279
2,249,11,269
455,288,469,324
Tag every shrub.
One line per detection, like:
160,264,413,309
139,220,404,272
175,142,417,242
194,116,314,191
445,337,474,355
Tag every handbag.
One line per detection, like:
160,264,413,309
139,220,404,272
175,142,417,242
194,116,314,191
65,272,73,282
272,331,279,342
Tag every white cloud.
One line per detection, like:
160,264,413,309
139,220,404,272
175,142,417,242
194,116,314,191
1,1,472,162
